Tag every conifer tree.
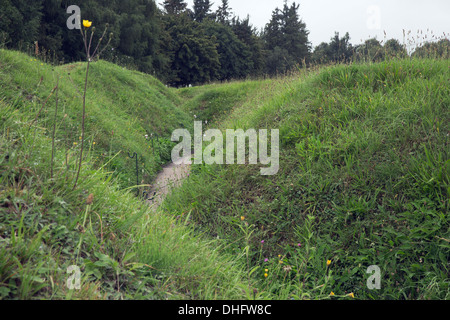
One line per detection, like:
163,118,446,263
280,2,310,62
163,14,219,86
216,0,232,24
231,16,264,76
162,0,187,15
311,32,354,64
0,0,43,49
263,2,310,75
203,19,252,81
193,0,213,22
264,8,284,51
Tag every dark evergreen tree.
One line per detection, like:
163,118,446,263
193,0,213,22
279,2,310,63
329,32,352,62
216,0,232,24
162,0,187,15
231,16,264,76
203,19,253,81
0,0,43,50
263,2,310,75
37,0,67,61
312,31,354,64
263,8,283,51
163,13,220,86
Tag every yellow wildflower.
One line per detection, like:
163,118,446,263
330,292,335,296
241,216,245,221
83,20,92,28
264,273,268,278
348,292,355,298
327,260,332,266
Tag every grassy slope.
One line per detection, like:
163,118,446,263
178,79,277,125
1,50,449,300
163,59,450,299
0,49,191,189
0,50,252,300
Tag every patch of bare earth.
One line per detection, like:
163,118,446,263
147,155,192,210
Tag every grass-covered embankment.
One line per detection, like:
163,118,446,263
1,49,449,300
0,49,191,189
163,58,450,299
0,50,254,299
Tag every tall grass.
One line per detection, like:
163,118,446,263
1,46,448,300
162,58,450,300
0,49,191,190
0,96,252,299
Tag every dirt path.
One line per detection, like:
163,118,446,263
147,155,192,210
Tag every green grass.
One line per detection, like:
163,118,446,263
162,58,450,300
178,80,276,125
0,50,258,300
0,49,191,190
1,49,449,300
0,91,251,300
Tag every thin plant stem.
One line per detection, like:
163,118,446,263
76,204,91,263
73,23,111,190
51,76,59,179
73,58,90,190
63,114,69,176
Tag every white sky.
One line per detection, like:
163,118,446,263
177,0,450,48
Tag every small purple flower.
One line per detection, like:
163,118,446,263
261,240,265,244
298,243,302,247
264,258,269,262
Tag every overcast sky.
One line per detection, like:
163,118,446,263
180,0,450,49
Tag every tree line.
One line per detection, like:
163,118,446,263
1,0,448,87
